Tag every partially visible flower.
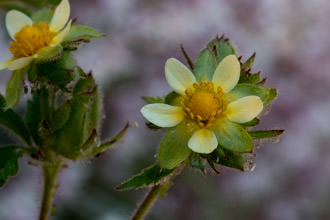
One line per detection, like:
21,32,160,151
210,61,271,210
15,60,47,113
141,55,263,154
0,0,71,71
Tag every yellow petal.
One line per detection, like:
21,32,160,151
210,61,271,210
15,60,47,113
50,0,70,32
141,103,184,127
226,96,263,123
51,20,72,46
212,55,240,93
188,129,218,153
165,58,196,95
6,10,33,40
7,57,33,70
0,59,12,70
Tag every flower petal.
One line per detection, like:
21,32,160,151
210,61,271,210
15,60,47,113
0,59,12,70
141,103,184,128
6,10,33,40
226,96,263,123
212,55,240,93
188,129,218,154
51,20,72,46
7,57,33,70
50,0,70,32
165,58,196,95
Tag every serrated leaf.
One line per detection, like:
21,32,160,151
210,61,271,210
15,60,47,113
116,164,175,190
32,7,54,23
0,146,24,187
249,130,284,139
228,83,277,107
5,68,28,109
193,48,218,81
158,119,196,169
0,95,31,145
212,118,253,153
63,25,103,44
142,96,164,104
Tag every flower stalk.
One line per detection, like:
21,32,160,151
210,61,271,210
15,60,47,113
39,160,62,220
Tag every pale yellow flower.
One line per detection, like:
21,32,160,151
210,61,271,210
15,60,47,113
141,55,263,154
0,0,71,71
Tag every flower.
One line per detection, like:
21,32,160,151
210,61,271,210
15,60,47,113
141,55,263,154
0,0,71,71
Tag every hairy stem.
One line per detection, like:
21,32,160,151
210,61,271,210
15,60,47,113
39,160,62,220
130,184,164,220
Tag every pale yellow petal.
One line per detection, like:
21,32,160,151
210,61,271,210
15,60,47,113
188,129,218,154
141,103,184,128
7,57,33,70
0,59,12,70
51,20,72,46
6,10,32,40
165,58,196,95
212,55,240,93
50,0,70,32
226,96,263,123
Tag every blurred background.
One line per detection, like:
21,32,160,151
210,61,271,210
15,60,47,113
1,0,330,219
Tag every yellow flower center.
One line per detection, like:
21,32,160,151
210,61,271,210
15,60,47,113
182,82,227,127
9,22,56,58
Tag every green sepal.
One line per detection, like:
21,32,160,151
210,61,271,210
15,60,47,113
0,95,31,145
49,101,71,132
206,36,238,64
239,118,260,127
0,2,32,15
31,7,54,23
193,48,218,81
45,74,101,159
0,146,24,187
239,72,261,84
242,52,256,71
27,62,39,82
146,122,162,130
5,68,28,109
116,163,175,190
63,25,103,49
158,119,196,169
212,118,253,153
35,45,63,64
142,96,164,104
228,83,277,107
38,51,76,87
213,147,252,171
249,130,284,139
189,152,205,173
164,91,181,106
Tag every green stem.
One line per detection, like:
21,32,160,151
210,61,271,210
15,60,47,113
39,160,62,220
130,185,163,220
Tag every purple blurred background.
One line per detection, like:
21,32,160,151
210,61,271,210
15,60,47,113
1,0,330,219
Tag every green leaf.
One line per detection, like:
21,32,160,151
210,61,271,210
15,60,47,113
5,68,28,109
31,7,54,23
63,25,103,44
142,96,164,104
189,152,205,172
239,118,260,127
249,130,284,139
212,118,253,153
0,106,31,145
158,119,197,169
116,164,175,190
193,48,218,81
207,36,238,63
228,83,277,107
0,146,24,187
